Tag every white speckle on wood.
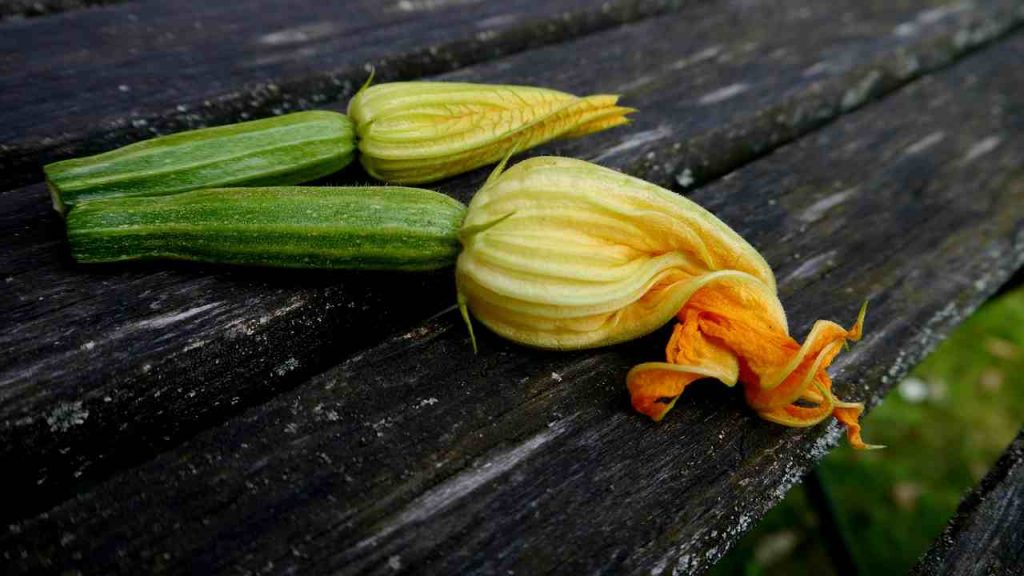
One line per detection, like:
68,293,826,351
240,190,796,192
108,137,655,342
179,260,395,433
415,397,439,409
894,3,968,37
897,54,921,78
387,555,402,570
258,22,338,46
355,417,572,550
672,552,700,575
396,0,480,12
400,324,437,341
46,401,89,433
589,126,672,162
802,60,835,78
772,461,806,500
781,250,837,284
80,341,96,351
698,83,749,106
226,297,305,337
476,13,518,29
669,45,722,71
798,187,856,222
274,357,300,377
131,302,221,331
618,74,659,92
961,136,1002,163
550,372,563,382
677,168,695,188
893,22,918,37
918,3,967,25
809,425,843,460
182,339,207,352
474,29,497,42
904,131,946,156
649,555,669,576
371,417,394,438
840,70,882,111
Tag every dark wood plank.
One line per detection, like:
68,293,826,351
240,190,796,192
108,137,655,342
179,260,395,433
913,430,1024,576
0,0,122,20
4,26,1024,576
0,0,692,190
3,0,1022,525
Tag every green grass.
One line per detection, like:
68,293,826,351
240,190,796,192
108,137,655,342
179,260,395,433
711,288,1024,575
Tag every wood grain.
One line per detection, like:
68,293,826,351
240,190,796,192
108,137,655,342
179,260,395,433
4,27,1024,576
0,0,693,190
913,429,1024,576
3,0,1022,525
0,0,122,19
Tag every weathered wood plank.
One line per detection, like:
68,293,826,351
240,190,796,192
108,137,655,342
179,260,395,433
913,430,1024,576
4,27,1024,576
3,0,1021,525
0,0,692,190
0,0,122,20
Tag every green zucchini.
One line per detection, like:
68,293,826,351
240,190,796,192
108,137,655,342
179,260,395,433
45,111,357,214
66,186,467,270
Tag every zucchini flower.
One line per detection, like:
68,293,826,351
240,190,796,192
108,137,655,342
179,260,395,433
347,81,633,184
456,156,877,449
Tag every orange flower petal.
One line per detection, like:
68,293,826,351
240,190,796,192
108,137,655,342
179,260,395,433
834,401,885,450
629,293,876,449
627,317,739,421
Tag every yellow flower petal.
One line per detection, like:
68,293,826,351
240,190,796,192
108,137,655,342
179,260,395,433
455,157,873,448
348,83,633,183
456,156,776,348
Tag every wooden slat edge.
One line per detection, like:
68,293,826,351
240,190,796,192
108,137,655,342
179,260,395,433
0,0,124,20
912,429,1024,576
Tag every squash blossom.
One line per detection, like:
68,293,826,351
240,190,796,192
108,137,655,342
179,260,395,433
456,156,877,449
347,81,633,184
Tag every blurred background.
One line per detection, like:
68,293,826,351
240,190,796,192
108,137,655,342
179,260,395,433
712,286,1024,575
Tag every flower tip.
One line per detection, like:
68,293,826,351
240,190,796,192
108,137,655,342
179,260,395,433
849,300,869,341
357,67,376,97
457,290,479,354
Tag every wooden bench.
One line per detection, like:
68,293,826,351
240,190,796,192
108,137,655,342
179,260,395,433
2,0,1023,573
914,428,1024,576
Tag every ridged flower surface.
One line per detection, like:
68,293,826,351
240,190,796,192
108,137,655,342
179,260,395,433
348,82,632,184
457,157,875,448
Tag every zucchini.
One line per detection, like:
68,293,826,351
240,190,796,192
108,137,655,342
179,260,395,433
66,186,466,271
45,111,356,214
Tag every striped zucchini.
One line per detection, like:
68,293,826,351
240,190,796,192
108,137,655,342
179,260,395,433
45,111,356,214
66,187,467,270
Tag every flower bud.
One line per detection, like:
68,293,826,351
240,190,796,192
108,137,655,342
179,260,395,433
456,157,875,449
456,156,777,350
348,82,633,184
